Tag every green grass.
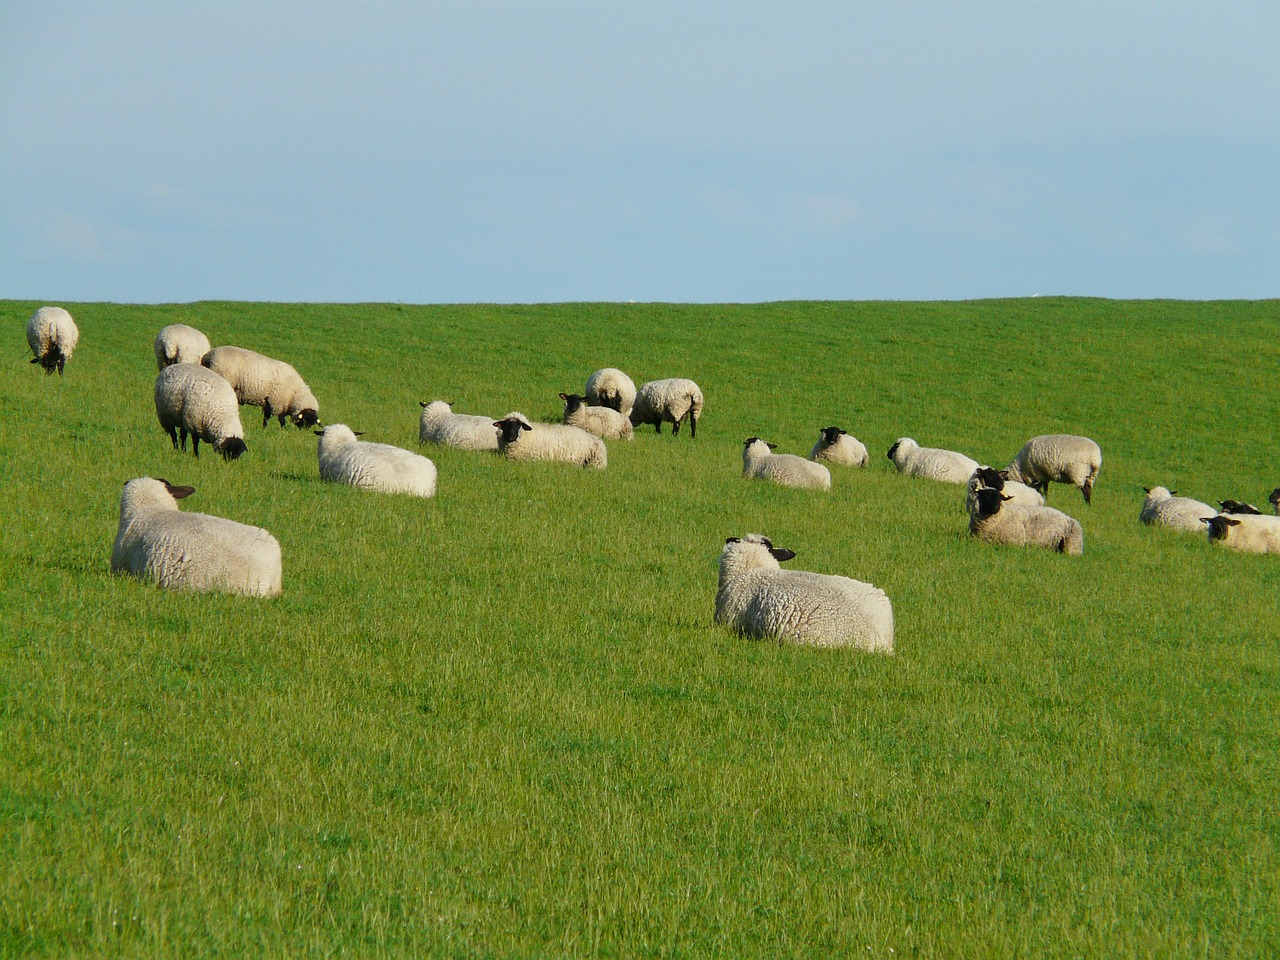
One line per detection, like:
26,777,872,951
1,298,1277,958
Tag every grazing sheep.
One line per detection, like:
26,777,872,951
316,424,437,497
1217,499,1262,516
418,400,500,451
809,427,868,467
1140,486,1217,533
493,413,607,469
1202,514,1280,554
742,438,831,491
153,323,211,370
969,488,1084,555
887,437,979,485
1006,434,1102,504
26,306,79,375
154,363,247,460
630,378,703,437
964,466,1045,513
714,534,893,653
1271,488,1280,516
560,393,634,440
584,368,637,418
202,345,319,429
110,477,281,596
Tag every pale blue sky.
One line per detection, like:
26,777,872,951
2,1,1277,303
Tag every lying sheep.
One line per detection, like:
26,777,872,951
584,368,637,418
887,437,979,484
809,427,868,467
418,400,500,451
317,424,437,497
969,488,1084,555
493,413,607,469
1006,434,1102,504
964,466,1044,513
110,477,281,596
202,345,319,429
714,534,893,652
1217,499,1262,516
153,323,211,370
1202,514,1280,554
560,393,634,440
26,306,79,376
1140,486,1217,533
631,378,703,437
742,438,831,491
1272,488,1280,515
154,363,247,460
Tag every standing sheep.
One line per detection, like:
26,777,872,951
153,323,212,370
1139,486,1217,533
26,306,79,376
630,378,703,437
317,424,437,497
1202,514,1280,554
964,466,1045,513
809,427,868,467
560,393,634,440
584,368,637,418
714,534,894,653
418,400,500,451
969,488,1084,555
154,364,247,460
887,437,979,485
110,477,281,596
1006,434,1102,504
202,345,319,429
742,438,831,491
492,413,607,469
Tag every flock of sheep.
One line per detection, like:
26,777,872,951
24,305,1280,657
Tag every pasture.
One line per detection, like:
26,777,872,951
2,298,1277,958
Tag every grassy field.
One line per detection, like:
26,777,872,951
1,298,1277,958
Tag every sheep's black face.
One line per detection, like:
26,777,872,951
561,394,585,415
295,409,319,428
975,466,1005,490
494,418,530,444
1219,499,1261,515
1204,515,1239,541
886,441,899,460
974,488,1007,517
820,426,844,445
1270,488,1280,508
219,438,248,461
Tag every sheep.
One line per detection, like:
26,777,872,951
316,424,437,497
418,399,500,451
1271,488,1280,516
714,534,893,653
26,306,79,376
1005,434,1102,504
584,368,637,418
968,488,1084,555
742,438,831,491
153,323,211,370
887,437,979,485
492,413,607,469
154,363,247,460
630,378,703,437
1202,514,1280,554
1217,499,1262,516
560,393,634,440
201,345,319,429
110,477,281,596
1139,486,1217,533
964,466,1045,513
809,427,868,467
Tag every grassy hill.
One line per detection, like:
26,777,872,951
2,299,1277,958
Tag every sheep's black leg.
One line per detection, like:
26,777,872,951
671,417,681,436
690,415,698,439
165,425,179,450
179,427,189,452
262,402,272,429
192,434,200,458
1082,479,1093,505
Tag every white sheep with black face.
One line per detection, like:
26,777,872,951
969,488,1084,555
153,323,212,370
715,534,894,652
317,424,437,497
111,477,281,596
202,345,319,429
887,437,979,485
742,438,831,491
1203,514,1280,554
809,427,868,467
26,306,79,376
964,466,1045,514
418,400,500,451
1006,434,1102,504
560,393,634,440
1139,486,1217,533
154,363,247,460
630,378,703,437
584,368,637,418
493,413,607,469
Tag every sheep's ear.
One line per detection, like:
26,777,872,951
314,429,325,436
353,431,365,437
1200,517,1213,525
558,393,569,400
997,470,1009,480
1225,516,1240,526
725,536,740,544
1001,494,1013,502
770,547,796,562
1170,490,1177,497
419,400,428,408
767,442,777,450
163,482,196,499
1143,486,1151,493
743,436,758,445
